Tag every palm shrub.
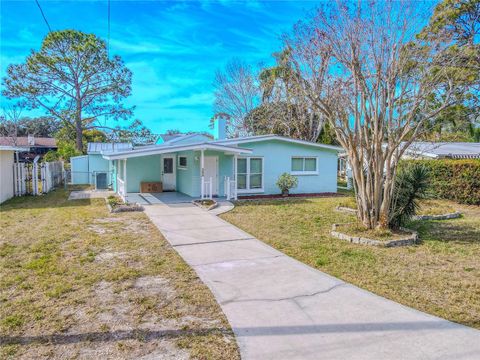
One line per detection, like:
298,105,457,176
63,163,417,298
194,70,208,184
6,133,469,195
389,163,429,229
276,173,298,196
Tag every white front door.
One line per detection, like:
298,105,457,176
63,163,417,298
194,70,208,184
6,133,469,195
204,156,218,196
162,155,176,191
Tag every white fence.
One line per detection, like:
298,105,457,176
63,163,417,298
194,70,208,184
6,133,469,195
12,160,64,197
224,176,237,200
201,176,213,200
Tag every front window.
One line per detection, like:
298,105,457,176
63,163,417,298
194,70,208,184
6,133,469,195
291,157,317,174
178,156,187,169
237,157,263,191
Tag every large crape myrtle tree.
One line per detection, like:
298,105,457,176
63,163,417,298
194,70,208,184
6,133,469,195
283,1,461,229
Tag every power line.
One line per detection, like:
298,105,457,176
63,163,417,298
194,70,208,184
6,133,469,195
34,0,52,32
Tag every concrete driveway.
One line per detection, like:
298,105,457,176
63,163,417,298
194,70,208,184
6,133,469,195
144,204,480,360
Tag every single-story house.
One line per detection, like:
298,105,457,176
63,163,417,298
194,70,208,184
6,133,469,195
71,119,342,201
0,145,29,204
0,135,57,162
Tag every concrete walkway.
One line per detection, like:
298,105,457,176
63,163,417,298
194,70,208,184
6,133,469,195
144,204,480,360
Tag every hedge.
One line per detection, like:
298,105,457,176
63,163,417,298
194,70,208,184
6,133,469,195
400,159,480,205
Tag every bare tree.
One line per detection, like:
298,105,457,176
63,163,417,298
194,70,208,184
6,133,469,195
0,105,23,145
283,1,460,229
258,49,327,142
212,59,260,136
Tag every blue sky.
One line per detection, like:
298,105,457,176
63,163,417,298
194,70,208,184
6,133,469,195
1,0,319,134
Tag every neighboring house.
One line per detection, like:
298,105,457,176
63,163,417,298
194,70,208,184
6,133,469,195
70,142,132,189
0,135,57,162
72,119,342,199
338,141,480,188
402,142,480,159
0,145,28,203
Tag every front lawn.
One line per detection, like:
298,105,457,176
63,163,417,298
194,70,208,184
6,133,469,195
221,197,480,329
0,188,239,359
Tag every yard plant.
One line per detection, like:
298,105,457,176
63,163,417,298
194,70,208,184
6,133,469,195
401,159,480,205
276,172,298,196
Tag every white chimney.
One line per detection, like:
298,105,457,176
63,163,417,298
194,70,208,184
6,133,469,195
214,117,227,140
28,134,35,146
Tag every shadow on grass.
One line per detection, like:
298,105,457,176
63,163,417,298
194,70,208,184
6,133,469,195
1,320,471,347
0,188,93,211
409,219,480,245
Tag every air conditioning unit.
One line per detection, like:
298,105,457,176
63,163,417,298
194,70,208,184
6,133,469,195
95,172,108,190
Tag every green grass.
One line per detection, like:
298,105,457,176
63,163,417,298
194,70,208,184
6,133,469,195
222,197,480,329
0,188,239,359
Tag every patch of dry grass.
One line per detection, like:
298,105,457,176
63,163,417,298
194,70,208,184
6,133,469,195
0,188,239,359
417,199,457,215
222,197,480,329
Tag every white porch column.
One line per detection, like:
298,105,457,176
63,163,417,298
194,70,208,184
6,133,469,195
200,149,205,199
123,159,127,199
233,154,238,200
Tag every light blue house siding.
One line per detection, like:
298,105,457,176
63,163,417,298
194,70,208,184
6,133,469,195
229,140,338,195
71,154,113,186
125,155,161,193
176,151,198,196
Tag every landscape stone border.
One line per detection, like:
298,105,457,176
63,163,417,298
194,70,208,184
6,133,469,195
105,198,144,213
412,212,461,220
335,206,358,214
192,199,219,211
331,223,418,247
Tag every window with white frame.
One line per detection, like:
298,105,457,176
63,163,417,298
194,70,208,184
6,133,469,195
237,157,263,191
178,156,187,169
291,157,317,174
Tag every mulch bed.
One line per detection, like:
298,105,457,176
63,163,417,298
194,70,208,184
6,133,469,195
238,192,346,200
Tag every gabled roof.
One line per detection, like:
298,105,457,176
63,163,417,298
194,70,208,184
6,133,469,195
404,142,480,159
212,134,342,151
102,142,252,160
87,142,133,154
158,133,183,143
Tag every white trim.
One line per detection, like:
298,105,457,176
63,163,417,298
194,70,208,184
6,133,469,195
102,142,252,160
178,155,188,169
214,135,342,152
236,156,264,192
0,146,29,152
290,156,319,175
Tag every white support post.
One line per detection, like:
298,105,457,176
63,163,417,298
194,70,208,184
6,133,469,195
123,159,127,201
209,177,213,200
200,149,205,199
233,154,238,200
225,176,230,199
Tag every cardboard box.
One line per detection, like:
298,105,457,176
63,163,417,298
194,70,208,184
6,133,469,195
140,182,163,193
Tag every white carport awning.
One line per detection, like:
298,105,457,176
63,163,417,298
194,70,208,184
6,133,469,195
101,142,252,160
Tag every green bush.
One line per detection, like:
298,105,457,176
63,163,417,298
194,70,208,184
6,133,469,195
43,150,60,162
399,159,480,205
389,163,429,229
276,173,298,195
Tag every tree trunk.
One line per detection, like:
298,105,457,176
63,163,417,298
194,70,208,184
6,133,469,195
75,111,83,152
